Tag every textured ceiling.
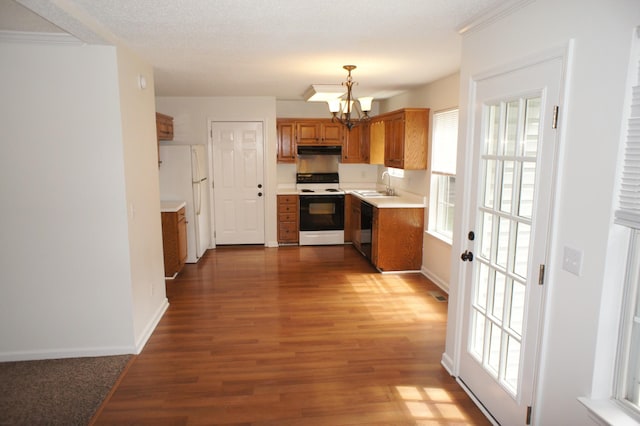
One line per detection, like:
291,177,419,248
3,0,518,99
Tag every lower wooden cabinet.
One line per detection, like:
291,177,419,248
372,207,424,271
161,206,187,277
347,194,424,271
277,195,299,244
349,195,362,250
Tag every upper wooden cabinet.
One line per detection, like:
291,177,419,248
276,109,427,168
369,118,385,165
296,119,343,145
369,108,429,170
384,112,406,168
277,120,296,163
277,118,346,163
342,122,370,164
156,112,174,141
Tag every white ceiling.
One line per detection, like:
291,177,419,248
2,0,518,99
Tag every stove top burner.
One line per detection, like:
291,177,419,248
325,188,340,192
301,189,314,193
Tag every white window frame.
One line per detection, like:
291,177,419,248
614,230,640,420
431,173,456,240
429,108,459,243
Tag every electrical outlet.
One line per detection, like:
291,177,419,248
562,246,583,276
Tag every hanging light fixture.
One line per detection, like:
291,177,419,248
327,65,373,130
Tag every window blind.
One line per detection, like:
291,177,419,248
431,109,459,175
615,52,640,229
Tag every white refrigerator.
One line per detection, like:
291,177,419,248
159,144,211,263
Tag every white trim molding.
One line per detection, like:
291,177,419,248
421,267,449,294
457,0,535,35
134,298,169,354
0,30,82,45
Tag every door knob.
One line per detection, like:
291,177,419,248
461,250,474,262
257,184,262,188
258,192,263,197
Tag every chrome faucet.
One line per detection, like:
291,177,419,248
381,170,394,195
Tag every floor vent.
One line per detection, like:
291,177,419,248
428,291,448,302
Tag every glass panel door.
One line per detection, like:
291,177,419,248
469,97,540,395
457,53,563,426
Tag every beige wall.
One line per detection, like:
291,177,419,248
116,45,169,349
381,73,460,292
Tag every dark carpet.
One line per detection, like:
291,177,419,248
0,355,131,425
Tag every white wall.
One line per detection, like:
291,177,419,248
155,97,278,247
381,73,460,291
0,38,165,360
444,0,640,424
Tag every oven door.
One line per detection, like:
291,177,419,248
299,195,345,231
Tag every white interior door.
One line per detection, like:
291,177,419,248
210,121,265,245
458,56,563,425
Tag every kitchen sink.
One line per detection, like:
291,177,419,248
355,190,396,197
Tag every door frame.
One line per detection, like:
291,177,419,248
446,43,572,422
207,120,268,248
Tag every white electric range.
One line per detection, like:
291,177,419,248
296,173,345,245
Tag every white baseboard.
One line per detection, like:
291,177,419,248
0,345,136,362
135,297,169,354
456,377,500,426
420,267,449,294
441,353,455,376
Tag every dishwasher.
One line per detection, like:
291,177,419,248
360,201,373,260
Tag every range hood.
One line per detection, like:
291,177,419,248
297,145,342,156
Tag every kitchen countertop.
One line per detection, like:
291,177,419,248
160,200,186,212
276,184,298,195
344,189,426,208
276,184,425,209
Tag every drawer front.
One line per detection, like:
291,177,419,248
279,222,297,233
278,203,298,214
278,195,298,204
279,212,297,222
278,223,299,242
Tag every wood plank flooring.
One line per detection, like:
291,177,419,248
94,245,490,425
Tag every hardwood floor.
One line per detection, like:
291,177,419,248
94,245,490,425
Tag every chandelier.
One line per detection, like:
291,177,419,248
327,65,373,131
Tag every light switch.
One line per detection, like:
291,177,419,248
562,246,583,276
